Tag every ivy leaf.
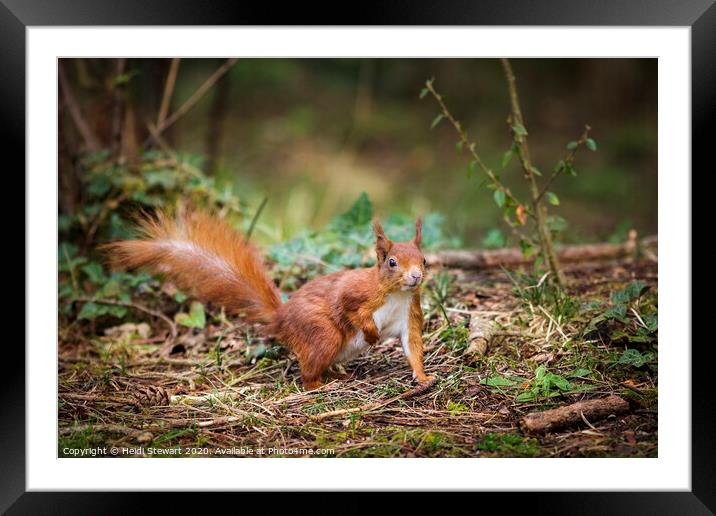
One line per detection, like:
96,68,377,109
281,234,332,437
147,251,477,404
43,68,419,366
566,141,578,150
546,192,560,206
501,148,513,168
331,191,373,230
81,262,106,284
175,301,206,329
493,189,506,208
430,114,444,130
586,138,598,151
519,239,535,258
611,281,650,305
618,349,652,368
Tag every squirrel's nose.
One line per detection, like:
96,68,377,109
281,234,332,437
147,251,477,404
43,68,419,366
410,270,423,281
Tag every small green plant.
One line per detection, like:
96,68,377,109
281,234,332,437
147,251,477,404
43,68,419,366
58,150,254,327
439,324,470,353
422,59,597,287
482,228,506,249
615,348,656,369
503,268,578,319
175,301,206,329
584,280,657,344
477,432,540,457
429,270,456,326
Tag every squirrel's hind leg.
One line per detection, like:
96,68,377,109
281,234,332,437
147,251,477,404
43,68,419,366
290,328,343,391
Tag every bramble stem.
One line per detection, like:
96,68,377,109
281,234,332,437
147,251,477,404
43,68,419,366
500,58,566,287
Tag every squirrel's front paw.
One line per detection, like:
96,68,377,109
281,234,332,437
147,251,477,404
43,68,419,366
413,372,436,385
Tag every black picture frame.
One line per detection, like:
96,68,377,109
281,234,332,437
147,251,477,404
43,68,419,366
4,1,710,513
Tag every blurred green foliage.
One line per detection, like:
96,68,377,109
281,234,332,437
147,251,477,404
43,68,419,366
58,150,248,325
58,152,457,327
62,58,657,247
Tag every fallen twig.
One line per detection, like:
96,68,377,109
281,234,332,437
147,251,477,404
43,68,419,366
520,395,630,434
310,378,437,422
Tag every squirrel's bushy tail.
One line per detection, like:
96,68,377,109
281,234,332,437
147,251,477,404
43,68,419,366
103,210,282,327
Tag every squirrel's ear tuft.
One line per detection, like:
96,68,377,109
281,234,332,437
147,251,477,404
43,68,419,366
414,217,423,248
373,219,392,262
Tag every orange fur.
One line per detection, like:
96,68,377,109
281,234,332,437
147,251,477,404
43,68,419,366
102,210,281,326
104,210,431,390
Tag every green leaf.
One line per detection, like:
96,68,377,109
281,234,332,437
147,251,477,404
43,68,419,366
174,289,188,303
77,301,127,320
546,192,560,206
456,141,464,153
331,192,373,230
586,138,598,151
481,375,520,387
430,113,444,130
549,374,572,392
611,281,650,305
603,304,629,323
618,349,651,368
530,165,543,177
467,160,477,179
77,302,102,320
546,215,568,233
81,262,106,284
568,368,593,378
493,189,506,208
566,141,578,150
519,239,535,258
516,391,537,403
175,301,206,329
419,87,429,99
501,148,513,168
482,228,506,249
512,124,528,136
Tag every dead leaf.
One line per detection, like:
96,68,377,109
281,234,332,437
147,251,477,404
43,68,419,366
136,432,153,444
516,204,527,225
530,352,555,364
104,322,151,340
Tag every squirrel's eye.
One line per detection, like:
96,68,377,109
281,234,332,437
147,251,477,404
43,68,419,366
423,258,427,266
388,258,397,267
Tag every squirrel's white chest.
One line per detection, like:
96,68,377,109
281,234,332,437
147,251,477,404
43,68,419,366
335,292,412,364
372,291,412,338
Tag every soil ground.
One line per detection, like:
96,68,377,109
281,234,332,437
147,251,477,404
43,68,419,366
58,258,657,458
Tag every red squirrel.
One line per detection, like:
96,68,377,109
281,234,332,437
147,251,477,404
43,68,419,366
104,210,434,390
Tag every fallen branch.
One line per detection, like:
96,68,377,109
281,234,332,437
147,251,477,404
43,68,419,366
466,315,496,356
520,395,630,434
427,233,655,269
310,378,437,422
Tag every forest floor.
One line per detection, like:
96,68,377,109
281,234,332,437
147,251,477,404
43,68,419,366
58,258,658,458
